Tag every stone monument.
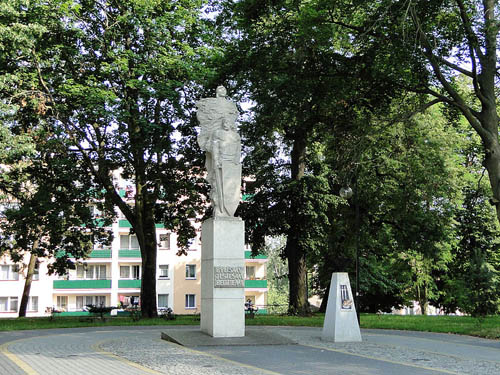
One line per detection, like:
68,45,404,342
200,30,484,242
197,86,245,337
321,272,362,342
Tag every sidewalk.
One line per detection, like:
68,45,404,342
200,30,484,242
1,326,499,375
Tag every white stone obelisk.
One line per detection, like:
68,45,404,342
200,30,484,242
197,86,245,337
322,272,362,342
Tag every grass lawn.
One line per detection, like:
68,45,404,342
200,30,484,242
1,313,499,340
360,314,500,340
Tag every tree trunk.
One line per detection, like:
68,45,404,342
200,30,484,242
139,225,158,318
286,238,309,315
482,140,500,222
286,133,310,315
135,190,158,318
319,283,329,313
19,251,38,317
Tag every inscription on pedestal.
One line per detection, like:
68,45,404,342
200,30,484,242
214,266,244,288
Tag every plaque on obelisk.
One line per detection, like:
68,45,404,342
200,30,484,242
197,86,245,337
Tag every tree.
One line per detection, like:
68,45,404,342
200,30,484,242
0,124,113,316
436,177,500,316
1,0,219,317
327,0,500,225
313,102,464,314
220,0,400,315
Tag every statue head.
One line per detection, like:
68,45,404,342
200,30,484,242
216,86,227,98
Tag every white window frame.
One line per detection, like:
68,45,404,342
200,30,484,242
119,265,141,280
76,295,106,309
159,265,169,279
158,233,171,250
185,294,196,309
56,296,68,310
28,296,38,312
76,265,107,280
0,297,8,312
245,266,256,280
0,296,18,312
32,263,39,281
185,264,196,279
0,264,19,281
132,265,140,280
120,234,139,250
158,294,169,308
120,265,130,279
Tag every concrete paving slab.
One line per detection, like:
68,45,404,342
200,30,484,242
161,327,297,347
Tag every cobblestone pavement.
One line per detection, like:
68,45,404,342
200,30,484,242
0,326,499,375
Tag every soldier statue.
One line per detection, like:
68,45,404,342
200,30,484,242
196,86,241,217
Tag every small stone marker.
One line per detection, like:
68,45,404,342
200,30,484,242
322,272,362,342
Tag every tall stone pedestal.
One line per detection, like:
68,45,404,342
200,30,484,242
322,272,362,342
201,217,245,337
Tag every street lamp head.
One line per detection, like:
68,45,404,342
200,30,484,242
339,186,353,199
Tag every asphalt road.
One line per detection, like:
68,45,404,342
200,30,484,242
0,326,498,375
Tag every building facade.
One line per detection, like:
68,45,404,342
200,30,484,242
0,214,268,317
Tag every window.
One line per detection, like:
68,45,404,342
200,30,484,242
0,297,7,312
93,236,110,250
185,294,196,309
158,294,169,308
120,234,139,249
120,266,130,279
32,263,39,281
132,265,140,279
76,265,85,279
90,205,102,218
0,297,18,312
246,266,256,280
158,233,170,250
56,296,67,310
119,265,140,279
76,296,106,309
28,296,38,312
0,265,19,280
185,265,196,279
76,265,107,280
159,265,169,279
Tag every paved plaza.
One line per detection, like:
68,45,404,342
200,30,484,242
0,326,499,374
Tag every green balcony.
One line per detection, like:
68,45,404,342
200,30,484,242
119,219,132,228
244,279,268,288
118,279,141,288
245,251,267,260
53,280,111,289
90,250,112,258
119,249,141,258
119,220,164,229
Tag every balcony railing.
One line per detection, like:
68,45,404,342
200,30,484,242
245,251,267,260
244,279,268,288
119,220,165,229
118,249,141,258
53,279,111,289
89,249,112,258
118,279,141,288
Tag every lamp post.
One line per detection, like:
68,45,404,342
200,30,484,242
340,177,360,324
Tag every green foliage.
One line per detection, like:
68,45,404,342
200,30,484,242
0,124,114,274
262,236,289,313
437,184,500,316
0,0,220,316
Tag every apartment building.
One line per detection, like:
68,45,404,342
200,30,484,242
0,205,268,317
